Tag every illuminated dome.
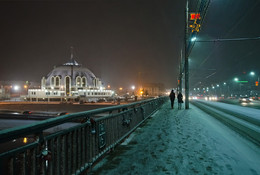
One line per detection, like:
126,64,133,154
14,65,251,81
27,49,112,102
44,63,96,87
41,55,102,93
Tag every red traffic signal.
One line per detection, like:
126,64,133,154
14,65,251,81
256,81,259,86
190,13,200,20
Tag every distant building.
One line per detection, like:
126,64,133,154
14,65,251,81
142,83,165,97
26,54,114,102
0,85,9,99
0,81,35,100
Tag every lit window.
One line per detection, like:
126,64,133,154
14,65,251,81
55,77,60,86
51,77,55,86
82,77,86,87
76,77,81,87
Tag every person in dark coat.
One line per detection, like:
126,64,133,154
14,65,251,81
177,92,183,110
169,90,175,109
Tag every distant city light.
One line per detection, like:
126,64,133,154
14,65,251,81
224,82,226,85
107,85,111,88
13,85,20,91
23,137,28,144
234,78,239,82
119,87,123,91
131,85,135,90
217,84,219,87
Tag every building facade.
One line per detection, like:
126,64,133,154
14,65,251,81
27,57,113,102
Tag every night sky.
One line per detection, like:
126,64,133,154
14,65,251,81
189,0,260,88
0,0,259,89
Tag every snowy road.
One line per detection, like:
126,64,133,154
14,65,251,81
191,100,260,144
194,100,260,119
91,101,260,175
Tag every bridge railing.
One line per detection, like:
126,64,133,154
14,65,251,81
0,96,167,175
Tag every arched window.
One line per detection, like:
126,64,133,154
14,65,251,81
82,77,87,87
41,77,46,88
51,76,55,86
65,76,71,96
76,76,81,87
55,76,60,86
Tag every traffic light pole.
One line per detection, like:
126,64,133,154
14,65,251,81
178,51,183,93
185,0,189,109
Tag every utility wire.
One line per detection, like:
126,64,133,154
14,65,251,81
196,36,260,42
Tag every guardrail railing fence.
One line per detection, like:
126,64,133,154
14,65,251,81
0,97,167,175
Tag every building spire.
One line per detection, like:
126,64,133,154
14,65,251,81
63,46,80,66
70,46,74,61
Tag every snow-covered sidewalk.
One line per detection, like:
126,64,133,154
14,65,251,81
91,101,260,175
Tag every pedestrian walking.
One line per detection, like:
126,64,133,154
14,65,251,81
177,92,183,110
169,90,175,109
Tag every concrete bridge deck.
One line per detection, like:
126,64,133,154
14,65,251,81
91,101,260,175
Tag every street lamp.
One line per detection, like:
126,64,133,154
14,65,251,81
13,85,20,91
250,71,255,76
234,78,239,82
191,37,197,42
131,85,136,97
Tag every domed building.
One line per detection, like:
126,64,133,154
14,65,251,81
27,54,113,102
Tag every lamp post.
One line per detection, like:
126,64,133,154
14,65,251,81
13,85,20,101
131,85,135,95
249,71,259,97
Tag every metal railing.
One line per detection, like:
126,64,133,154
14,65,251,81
0,97,167,175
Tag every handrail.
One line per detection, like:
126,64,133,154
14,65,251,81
0,98,157,143
0,96,167,175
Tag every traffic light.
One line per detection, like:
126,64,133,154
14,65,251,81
190,13,201,20
256,81,259,86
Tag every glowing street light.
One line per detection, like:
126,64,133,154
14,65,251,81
13,85,20,91
234,78,239,82
119,87,123,91
250,71,255,76
131,85,135,90
191,37,197,42
23,137,28,144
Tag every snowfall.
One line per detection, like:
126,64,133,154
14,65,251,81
91,101,260,175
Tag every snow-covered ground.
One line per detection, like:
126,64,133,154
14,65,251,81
91,101,260,175
196,99,260,119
